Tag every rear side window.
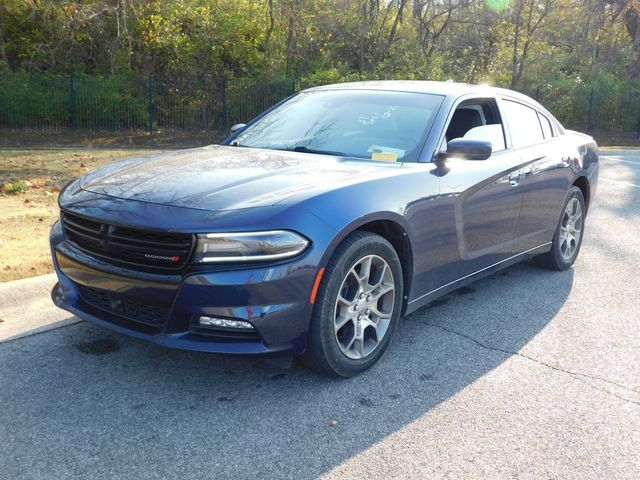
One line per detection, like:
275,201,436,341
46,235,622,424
538,112,554,139
501,100,544,148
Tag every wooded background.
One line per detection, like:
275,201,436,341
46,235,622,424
2,0,640,140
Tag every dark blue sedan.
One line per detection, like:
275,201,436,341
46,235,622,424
50,81,599,376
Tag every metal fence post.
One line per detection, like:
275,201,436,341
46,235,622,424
636,93,640,139
147,74,154,135
204,78,210,130
586,86,594,133
68,73,77,130
220,77,228,129
533,86,540,102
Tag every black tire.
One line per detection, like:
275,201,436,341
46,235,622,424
534,186,586,270
303,231,403,377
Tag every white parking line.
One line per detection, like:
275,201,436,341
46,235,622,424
599,178,640,188
601,156,640,165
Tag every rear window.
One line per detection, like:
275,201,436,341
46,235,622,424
501,100,544,148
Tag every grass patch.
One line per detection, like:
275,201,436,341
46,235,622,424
2,180,29,194
0,148,165,282
0,130,224,149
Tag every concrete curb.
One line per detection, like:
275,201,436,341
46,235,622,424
0,274,57,307
0,274,80,343
598,146,640,150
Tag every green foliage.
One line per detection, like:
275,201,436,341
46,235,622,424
2,0,640,139
2,0,638,87
3,180,28,195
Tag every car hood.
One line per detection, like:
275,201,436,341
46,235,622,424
79,145,401,211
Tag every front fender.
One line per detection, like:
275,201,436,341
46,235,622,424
300,162,440,307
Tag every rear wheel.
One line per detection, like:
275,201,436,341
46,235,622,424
534,186,585,270
304,231,403,377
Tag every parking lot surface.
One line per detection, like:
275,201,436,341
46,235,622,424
1,149,639,479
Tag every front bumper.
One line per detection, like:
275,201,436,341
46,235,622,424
50,220,317,356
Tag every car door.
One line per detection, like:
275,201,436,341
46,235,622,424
500,99,570,251
430,96,526,289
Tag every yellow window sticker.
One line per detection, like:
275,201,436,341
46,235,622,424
371,152,398,162
367,145,405,160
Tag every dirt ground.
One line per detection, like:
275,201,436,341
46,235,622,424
0,149,165,281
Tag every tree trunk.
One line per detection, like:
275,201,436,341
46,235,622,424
0,5,11,73
285,6,296,77
263,0,275,51
511,0,524,88
387,0,408,54
624,5,640,77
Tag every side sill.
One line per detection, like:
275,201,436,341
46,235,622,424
405,243,551,315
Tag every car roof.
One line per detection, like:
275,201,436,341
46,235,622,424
304,80,548,113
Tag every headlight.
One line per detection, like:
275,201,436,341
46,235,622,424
193,230,309,263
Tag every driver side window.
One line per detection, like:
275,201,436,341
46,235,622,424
443,99,507,153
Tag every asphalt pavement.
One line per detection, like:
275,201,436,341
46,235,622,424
0,149,638,479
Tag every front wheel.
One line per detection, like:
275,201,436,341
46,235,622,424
303,231,403,377
534,186,586,270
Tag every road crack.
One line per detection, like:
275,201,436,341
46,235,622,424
407,318,640,407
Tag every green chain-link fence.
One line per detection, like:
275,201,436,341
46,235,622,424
2,73,640,141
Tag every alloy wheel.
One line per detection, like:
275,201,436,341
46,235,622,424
559,197,583,261
333,255,395,360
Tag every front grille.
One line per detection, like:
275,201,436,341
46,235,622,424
61,211,194,270
78,285,170,326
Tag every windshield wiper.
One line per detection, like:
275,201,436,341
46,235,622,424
274,145,364,158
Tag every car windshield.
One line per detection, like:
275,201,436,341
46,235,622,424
232,89,444,163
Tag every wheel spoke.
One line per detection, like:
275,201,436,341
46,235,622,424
344,334,356,352
369,305,391,321
357,256,373,284
369,263,388,291
572,215,582,232
335,314,353,331
348,267,360,285
370,283,394,304
362,317,378,331
337,293,355,308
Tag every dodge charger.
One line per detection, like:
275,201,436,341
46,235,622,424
50,81,599,376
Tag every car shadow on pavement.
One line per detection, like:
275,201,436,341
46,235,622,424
0,262,574,479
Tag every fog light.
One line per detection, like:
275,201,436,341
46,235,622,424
198,316,254,330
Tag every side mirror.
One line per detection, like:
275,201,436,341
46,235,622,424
230,123,247,133
443,138,492,161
